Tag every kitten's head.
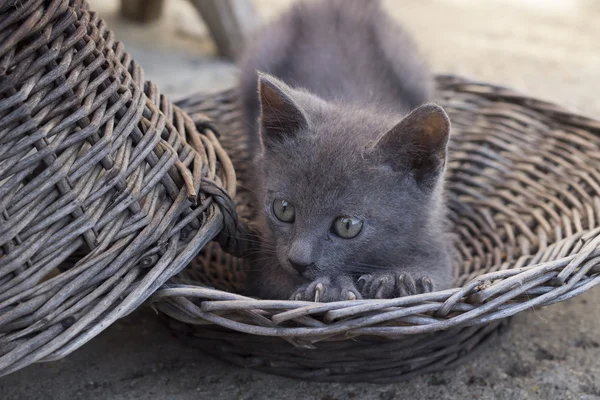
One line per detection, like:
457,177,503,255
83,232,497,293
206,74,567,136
254,73,451,280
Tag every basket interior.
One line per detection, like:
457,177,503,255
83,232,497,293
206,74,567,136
175,76,600,296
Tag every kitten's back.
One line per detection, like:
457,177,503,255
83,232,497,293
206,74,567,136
239,0,432,137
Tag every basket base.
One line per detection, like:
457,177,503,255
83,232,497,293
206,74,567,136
164,317,510,383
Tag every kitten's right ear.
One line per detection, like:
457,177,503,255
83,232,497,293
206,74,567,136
257,73,308,148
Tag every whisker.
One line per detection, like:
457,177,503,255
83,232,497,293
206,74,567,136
244,261,280,272
245,254,277,262
349,262,395,270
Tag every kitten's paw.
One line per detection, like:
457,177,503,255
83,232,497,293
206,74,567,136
357,272,434,299
291,277,331,302
290,276,362,302
336,275,363,301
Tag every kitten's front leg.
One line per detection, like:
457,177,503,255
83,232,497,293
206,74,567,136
291,275,362,302
357,272,434,299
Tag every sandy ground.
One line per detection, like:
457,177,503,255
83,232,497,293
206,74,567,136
2,0,600,399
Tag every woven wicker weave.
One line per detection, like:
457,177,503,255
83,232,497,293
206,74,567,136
153,76,600,383
0,0,246,376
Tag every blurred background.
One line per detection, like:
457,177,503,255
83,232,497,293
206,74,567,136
2,1,600,399
87,0,600,115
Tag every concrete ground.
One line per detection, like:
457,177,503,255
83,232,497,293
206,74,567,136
2,0,600,399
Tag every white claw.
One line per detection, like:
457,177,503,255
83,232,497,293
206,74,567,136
421,277,434,293
314,283,325,302
357,275,370,290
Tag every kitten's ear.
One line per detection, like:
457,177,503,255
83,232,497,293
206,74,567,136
257,73,308,148
375,103,450,186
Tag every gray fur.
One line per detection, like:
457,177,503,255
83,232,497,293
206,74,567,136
239,0,454,301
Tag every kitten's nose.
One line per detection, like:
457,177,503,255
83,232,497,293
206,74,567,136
288,257,313,275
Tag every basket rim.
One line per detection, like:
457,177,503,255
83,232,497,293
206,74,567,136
154,251,600,336
435,74,600,130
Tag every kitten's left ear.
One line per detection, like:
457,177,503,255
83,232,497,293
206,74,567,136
374,103,450,186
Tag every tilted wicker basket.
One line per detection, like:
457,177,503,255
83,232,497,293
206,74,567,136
152,76,600,383
0,0,247,376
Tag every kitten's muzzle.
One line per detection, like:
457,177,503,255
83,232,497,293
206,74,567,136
288,258,315,276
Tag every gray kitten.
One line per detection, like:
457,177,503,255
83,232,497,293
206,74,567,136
239,0,454,301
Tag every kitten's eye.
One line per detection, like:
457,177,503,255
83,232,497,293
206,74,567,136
273,199,295,222
332,216,363,239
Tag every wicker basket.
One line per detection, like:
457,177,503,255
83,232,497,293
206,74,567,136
152,76,600,383
0,0,247,376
